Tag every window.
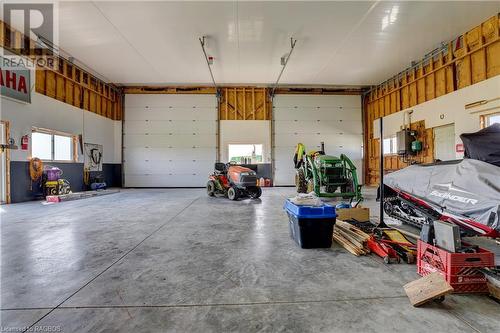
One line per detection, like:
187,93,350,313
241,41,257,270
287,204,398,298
31,129,75,161
486,113,500,126
383,136,398,155
228,144,263,163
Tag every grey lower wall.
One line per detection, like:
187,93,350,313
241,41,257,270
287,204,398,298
10,162,122,203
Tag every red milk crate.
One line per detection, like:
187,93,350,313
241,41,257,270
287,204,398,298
417,240,495,293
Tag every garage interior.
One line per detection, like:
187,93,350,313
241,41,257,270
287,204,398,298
1,1,500,332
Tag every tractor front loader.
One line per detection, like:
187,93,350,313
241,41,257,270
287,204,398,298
294,142,362,202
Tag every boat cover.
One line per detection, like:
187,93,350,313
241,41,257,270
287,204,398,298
385,159,500,232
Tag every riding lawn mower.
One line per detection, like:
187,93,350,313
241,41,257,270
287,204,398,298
207,162,262,200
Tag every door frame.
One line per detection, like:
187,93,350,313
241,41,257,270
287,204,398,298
0,120,11,204
432,123,455,162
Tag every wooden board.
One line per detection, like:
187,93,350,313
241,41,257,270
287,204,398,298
487,281,500,301
404,272,454,307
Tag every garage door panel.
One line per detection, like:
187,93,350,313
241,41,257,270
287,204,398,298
274,161,296,186
148,120,216,134
273,95,363,185
126,107,217,121
274,108,361,121
124,107,216,121
123,147,148,161
124,120,149,134
124,134,215,148
123,134,148,147
124,160,213,175
124,94,217,187
147,161,211,174
124,120,216,135
169,134,216,148
146,148,215,160
275,134,352,147
124,174,207,187
273,95,361,109
275,120,362,135
123,107,150,120
124,147,215,161
124,159,153,174
126,94,216,109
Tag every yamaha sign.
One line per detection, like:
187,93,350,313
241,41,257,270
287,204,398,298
1,56,31,104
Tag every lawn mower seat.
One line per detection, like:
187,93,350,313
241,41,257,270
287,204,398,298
214,162,227,174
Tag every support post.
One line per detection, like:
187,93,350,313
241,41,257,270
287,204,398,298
378,117,388,228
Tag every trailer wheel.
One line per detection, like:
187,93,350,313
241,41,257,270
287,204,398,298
228,187,240,201
295,169,307,193
207,181,216,197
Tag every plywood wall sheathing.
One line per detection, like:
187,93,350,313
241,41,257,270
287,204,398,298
366,120,434,185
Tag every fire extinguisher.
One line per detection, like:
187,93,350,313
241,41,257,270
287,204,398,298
21,135,29,150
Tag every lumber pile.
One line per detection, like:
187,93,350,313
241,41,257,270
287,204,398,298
332,220,371,256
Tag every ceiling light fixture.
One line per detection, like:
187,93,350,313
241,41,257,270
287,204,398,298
381,5,399,31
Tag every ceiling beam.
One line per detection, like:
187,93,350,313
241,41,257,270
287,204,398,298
121,85,365,95
122,86,216,94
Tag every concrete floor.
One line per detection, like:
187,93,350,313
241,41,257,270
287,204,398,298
1,187,499,332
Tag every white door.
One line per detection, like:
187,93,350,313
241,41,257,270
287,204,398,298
123,94,217,187
273,95,363,186
0,122,6,204
433,124,456,161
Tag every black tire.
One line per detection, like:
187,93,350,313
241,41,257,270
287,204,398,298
207,180,216,197
227,187,240,201
248,186,262,199
342,180,354,199
295,169,307,193
307,179,315,193
406,253,415,264
434,295,445,303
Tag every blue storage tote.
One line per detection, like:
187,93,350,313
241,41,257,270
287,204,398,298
284,199,336,249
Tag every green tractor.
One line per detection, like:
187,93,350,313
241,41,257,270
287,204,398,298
294,142,362,201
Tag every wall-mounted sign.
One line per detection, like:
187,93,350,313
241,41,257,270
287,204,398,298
84,143,103,172
1,56,31,104
456,143,465,153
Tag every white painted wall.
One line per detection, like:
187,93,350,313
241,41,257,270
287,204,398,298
0,78,121,163
219,120,271,163
374,75,500,159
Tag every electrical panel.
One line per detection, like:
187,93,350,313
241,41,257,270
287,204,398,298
397,129,414,156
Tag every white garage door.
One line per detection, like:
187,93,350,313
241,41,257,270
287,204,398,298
273,95,363,186
123,94,217,187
